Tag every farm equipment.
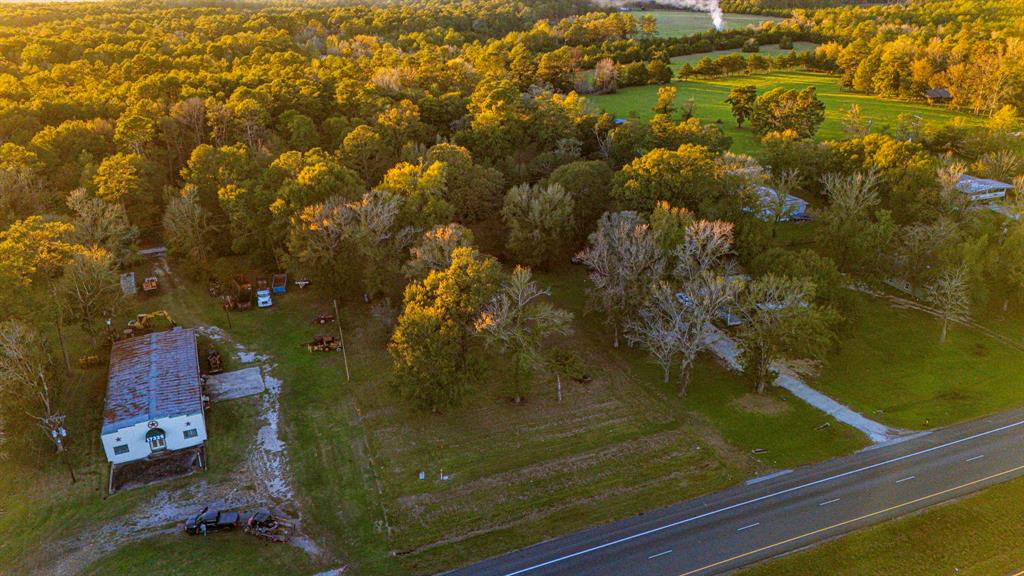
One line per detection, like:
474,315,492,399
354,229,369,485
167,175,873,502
244,510,293,543
207,277,222,297
271,273,288,294
78,355,101,368
185,507,239,535
313,312,336,325
206,349,224,374
305,334,341,352
142,276,159,293
229,274,253,311
125,310,176,337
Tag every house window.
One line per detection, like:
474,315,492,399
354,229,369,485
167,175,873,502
146,428,167,452
183,428,198,439
113,444,130,455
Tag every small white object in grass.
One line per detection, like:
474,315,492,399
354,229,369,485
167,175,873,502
418,471,425,480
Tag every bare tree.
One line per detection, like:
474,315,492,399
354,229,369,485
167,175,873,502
57,247,123,344
762,169,802,238
67,188,138,268
476,267,572,403
626,282,685,384
626,219,738,394
577,211,665,348
936,161,969,216
925,266,971,343
170,97,207,147
841,104,869,138
404,223,475,279
0,319,66,452
670,220,739,395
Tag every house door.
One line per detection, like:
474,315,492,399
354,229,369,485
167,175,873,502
146,428,167,452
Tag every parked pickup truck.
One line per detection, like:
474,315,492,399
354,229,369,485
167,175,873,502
185,508,240,535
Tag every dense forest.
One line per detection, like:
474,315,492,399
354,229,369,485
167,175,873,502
1,0,1023,445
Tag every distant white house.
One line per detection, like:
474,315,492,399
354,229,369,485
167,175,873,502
749,185,809,222
956,174,1014,203
101,328,207,465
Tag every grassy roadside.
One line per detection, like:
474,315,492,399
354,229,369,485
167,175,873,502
812,293,1024,430
739,475,1024,576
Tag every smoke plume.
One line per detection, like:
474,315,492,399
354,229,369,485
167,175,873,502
596,0,726,32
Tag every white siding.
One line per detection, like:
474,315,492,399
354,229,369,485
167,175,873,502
101,412,207,464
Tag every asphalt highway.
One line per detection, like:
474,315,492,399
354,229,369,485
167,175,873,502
442,408,1024,576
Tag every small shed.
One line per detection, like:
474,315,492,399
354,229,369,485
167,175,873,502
956,174,1014,203
925,87,952,103
101,328,207,465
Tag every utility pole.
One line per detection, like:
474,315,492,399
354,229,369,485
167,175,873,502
333,299,351,382
51,286,71,372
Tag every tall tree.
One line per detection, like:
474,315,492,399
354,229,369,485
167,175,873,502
725,85,757,128
66,188,138,268
162,186,217,278
0,320,66,453
57,248,123,344
737,275,839,394
750,87,826,138
577,211,664,348
476,267,572,403
502,182,575,268
819,170,895,276
389,247,501,412
404,224,475,280
925,266,970,343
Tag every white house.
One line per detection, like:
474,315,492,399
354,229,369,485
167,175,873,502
101,328,207,465
956,174,1014,203
749,185,809,222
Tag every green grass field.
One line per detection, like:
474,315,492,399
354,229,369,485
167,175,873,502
812,293,1024,430
739,474,1024,576
629,9,784,37
588,70,975,156
669,42,818,66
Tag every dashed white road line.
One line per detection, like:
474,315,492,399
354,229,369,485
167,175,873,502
896,476,916,484
819,498,841,506
736,523,760,532
498,418,1024,576
966,454,985,462
648,550,673,560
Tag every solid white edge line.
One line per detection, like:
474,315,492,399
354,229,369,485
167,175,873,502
895,476,916,484
647,550,673,560
736,523,760,532
967,454,985,462
499,418,1024,576
818,498,840,506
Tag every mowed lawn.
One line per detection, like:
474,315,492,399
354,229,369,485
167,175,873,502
588,71,975,156
669,42,819,66
812,293,1024,430
739,474,1024,576
628,9,783,37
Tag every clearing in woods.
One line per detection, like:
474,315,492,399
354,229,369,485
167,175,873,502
628,9,784,37
588,70,976,156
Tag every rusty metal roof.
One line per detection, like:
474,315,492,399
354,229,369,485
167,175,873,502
102,328,202,434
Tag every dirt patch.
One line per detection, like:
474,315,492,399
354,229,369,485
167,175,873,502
732,393,792,416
